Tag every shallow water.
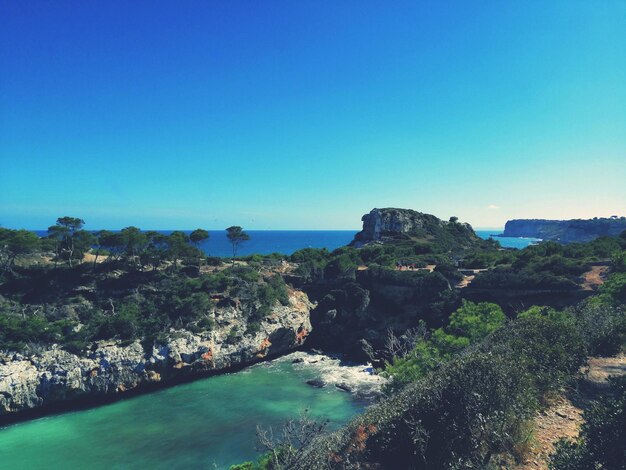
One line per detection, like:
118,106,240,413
0,353,375,469
475,230,541,249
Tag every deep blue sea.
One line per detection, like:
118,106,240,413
194,230,358,257
36,230,358,258
34,229,538,258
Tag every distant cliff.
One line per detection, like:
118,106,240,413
351,208,482,249
502,217,626,243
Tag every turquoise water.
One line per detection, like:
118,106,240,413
475,229,541,249
0,355,366,469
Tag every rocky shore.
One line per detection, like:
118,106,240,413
0,291,312,421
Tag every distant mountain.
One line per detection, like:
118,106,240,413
502,217,626,243
350,208,484,250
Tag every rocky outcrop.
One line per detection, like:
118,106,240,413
351,208,479,248
0,290,312,419
502,217,626,243
308,267,455,362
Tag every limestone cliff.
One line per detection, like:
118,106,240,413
502,217,626,243
351,208,481,249
0,290,312,419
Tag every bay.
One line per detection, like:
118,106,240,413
0,353,372,469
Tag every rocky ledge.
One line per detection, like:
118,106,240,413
0,291,312,420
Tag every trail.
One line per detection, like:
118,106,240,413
515,354,626,470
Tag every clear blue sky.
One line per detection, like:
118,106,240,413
1,1,625,230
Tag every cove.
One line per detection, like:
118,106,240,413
0,353,375,469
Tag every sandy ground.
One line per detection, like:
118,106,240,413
580,265,610,291
515,354,626,469
456,274,475,289
82,252,109,264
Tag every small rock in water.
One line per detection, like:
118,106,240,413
292,358,304,364
335,383,353,392
306,379,326,388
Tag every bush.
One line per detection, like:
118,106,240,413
599,272,626,304
569,300,626,356
483,315,586,395
383,301,505,392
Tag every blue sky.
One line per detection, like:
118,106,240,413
1,1,625,230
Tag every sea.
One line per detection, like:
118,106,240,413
0,352,374,469
475,230,541,250
35,229,539,257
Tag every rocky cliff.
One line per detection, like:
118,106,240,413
351,208,481,249
502,217,626,243
0,290,311,420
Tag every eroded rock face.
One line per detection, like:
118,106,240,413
0,291,312,418
351,208,475,246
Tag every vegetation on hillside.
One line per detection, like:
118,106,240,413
236,271,625,469
0,218,295,355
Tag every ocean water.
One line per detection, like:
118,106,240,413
36,230,358,258
475,229,540,249
0,353,371,470
34,228,537,257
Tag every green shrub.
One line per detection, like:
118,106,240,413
599,272,626,304
483,315,586,395
570,301,626,356
383,301,505,392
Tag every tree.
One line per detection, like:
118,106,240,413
167,231,191,269
189,229,209,249
226,226,250,266
92,230,111,267
141,231,169,270
47,225,69,268
0,229,40,274
119,226,148,268
98,231,124,261
48,216,85,267
190,229,210,264
446,300,505,343
72,230,96,265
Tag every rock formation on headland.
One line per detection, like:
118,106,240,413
502,217,626,243
351,208,481,248
0,292,311,419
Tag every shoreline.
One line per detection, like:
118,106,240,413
0,346,303,428
0,347,385,428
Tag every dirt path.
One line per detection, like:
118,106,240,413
515,354,626,469
456,275,475,289
580,265,610,291
516,396,583,469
